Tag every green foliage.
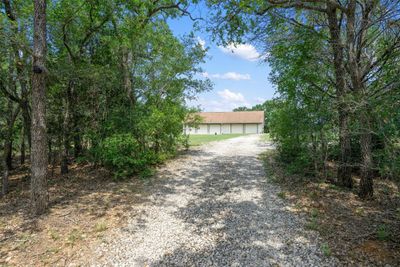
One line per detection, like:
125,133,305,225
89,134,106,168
29,0,210,182
277,191,286,199
321,243,331,257
310,208,319,218
376,224,390,241
233,100,276,133
207,0,400,189
306,217,318,231
93,134,157,179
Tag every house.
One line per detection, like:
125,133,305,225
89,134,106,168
184,111,264,135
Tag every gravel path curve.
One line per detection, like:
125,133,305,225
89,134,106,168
91,135,338,266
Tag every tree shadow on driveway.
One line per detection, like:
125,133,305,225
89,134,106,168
109,139,337,266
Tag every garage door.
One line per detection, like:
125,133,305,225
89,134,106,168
244,124,258,134
221,124,231,134
231,124,244,134
196,124,208,134
209,124,221,135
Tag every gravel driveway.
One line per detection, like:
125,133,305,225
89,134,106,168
91,135,337,266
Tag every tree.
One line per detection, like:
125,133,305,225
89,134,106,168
207,0,400,198
233,100,276,133
31,0,48,215
0,0,208,208
2,0,32,152
233,106,250,111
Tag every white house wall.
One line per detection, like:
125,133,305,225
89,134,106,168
184,123,264,134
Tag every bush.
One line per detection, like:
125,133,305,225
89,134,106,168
277,141,314,175
93,133,157,179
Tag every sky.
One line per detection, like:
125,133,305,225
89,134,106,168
167,6,276,112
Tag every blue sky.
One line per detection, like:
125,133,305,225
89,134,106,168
168,8,276,112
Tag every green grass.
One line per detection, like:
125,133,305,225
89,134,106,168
261,133,271,141
321,243,331,257
277,191,287,199
188,134,244,146
377,224,390,241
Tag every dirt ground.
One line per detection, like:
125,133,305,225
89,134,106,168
0,162,149,266
261,150,400,266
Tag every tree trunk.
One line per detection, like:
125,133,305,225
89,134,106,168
61,116,69,175
3,126,11,195
3,101,20,195
48,138,52,162
337,108,353,187
326,6,353,188
20,126,26,165
320,129,328,181
2,152,9,196
311,133,319,177
60,82,72,174
3,128,12,196
72,113,82,158
359,111,373,198
121,47,135,104
345,0,374,198
5,99,13,171
31,0,48,215
21,100,32,149
5,138,12,171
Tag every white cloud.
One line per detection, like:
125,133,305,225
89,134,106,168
188,89,251,112
218,89,246,102
197,36,206,50
219,43,261,61
202,71,251,81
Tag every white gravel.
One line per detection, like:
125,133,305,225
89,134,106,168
90,135,338,266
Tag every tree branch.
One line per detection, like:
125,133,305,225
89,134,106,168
0,80,21,103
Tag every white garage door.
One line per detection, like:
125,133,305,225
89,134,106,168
231,124,244,134
196,124,208,134
209,124,221,135
221,124,231,134
245,124,258,134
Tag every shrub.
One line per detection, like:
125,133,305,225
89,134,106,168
94,133,157,179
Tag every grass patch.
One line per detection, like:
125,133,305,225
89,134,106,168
377,224,390,241
188,134,244,146
48,229,60,241
306,217,319,231
310,208,319,218
66,229,84,246
321,243,331,257
94,221,108,233
277,191,287,199
261,133,271,141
